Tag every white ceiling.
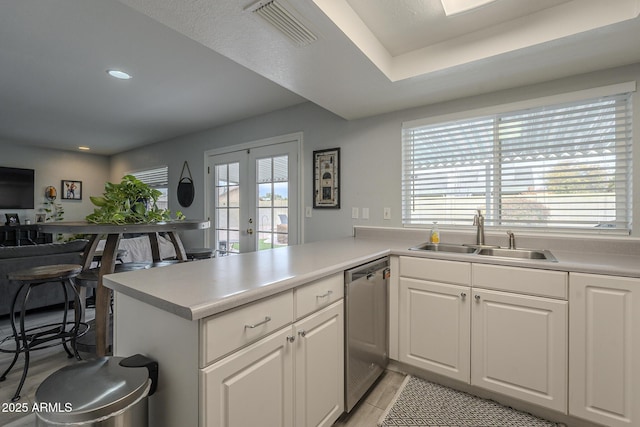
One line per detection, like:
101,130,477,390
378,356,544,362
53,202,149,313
344,0,572,56
0,0,305,155
2,0,640,156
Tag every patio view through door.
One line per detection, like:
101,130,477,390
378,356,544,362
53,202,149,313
208,139,299,254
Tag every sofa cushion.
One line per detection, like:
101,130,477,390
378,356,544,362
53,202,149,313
0,240,88,259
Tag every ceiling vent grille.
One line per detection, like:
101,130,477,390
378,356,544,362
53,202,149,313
247,0,317,47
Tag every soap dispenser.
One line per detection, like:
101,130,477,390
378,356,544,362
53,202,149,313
430,221,440,244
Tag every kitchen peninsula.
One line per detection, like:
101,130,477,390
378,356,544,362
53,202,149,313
104,227,640,427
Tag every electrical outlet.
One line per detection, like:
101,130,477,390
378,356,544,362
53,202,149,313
383,207,391,220
352,207,359,219
305,206,312,218
362,208,369,220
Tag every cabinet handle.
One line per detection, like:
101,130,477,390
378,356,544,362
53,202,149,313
244,316,271,329
316,290,333,299
460,292,466,299
298,330,307,338
475,295,481,301
286,335,295,343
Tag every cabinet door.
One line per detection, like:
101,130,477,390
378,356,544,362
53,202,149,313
471,289,567,412
569,273,640,427
399,277,470,382
294,300,344,427
200,327,294,427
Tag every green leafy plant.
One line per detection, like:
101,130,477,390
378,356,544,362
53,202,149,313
43,199,65,241
43,200,64,222
86,175,185,224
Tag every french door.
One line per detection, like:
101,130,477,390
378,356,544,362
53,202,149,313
208,139,299,254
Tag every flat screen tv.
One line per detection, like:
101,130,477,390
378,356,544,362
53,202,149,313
0,166,35,209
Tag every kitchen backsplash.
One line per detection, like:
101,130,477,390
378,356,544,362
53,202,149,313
353,226,640,257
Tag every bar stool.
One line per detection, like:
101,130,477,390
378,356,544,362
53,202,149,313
185,247,214,260
75,262,152,320
92,248,128,266
0,264,86,402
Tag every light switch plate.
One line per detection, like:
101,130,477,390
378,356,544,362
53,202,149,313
362,208,369,220
383,207,391,220
352,207,359,219
305,206,312,218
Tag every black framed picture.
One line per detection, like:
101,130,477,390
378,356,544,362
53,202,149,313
313,148,340,209
5,213,19,226
61,180,82,200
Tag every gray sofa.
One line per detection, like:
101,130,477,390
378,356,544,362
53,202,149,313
0,240,88,316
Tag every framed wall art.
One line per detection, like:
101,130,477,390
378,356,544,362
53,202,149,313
5,213,19,226
313,148,340,209
61,180,82,200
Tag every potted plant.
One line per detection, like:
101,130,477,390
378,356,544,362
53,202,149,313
43,200,64,222
86,175,184,224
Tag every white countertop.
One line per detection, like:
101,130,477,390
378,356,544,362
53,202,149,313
104,233,640,321
104,238,391,320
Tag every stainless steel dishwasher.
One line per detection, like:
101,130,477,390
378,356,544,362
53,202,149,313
344,257,390,412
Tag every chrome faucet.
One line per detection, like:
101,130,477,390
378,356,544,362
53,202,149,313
507,230,516,249
473,209,485,246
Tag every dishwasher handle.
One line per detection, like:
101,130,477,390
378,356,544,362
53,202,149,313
366,267,391,281
345,258,390,283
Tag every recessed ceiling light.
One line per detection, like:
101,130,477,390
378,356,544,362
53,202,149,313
78,146,91,151
441,0,496,16
106,69,132,80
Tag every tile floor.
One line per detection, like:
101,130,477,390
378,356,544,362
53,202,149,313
333,370,407,427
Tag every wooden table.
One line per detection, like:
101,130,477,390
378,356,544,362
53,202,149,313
38,220,210,356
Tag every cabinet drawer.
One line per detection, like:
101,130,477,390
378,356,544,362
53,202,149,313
295,273,343,319
472,264,567,299
200,290,293,366
399,256,471,285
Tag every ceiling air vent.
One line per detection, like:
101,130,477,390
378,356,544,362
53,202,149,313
247,0,317,47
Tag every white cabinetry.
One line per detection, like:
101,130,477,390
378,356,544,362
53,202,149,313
294,301,344,427
471,288,567,412
200,273,344,427
396,257,568,413
114,273,344,427
201,327,294,427
569,273,640,427
201,301,343,427
398,257,471,382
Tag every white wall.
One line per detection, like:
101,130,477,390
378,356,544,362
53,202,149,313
0,142,110,224
111,62,640,248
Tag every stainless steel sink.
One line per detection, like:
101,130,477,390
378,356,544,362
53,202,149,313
476,247,557,262
409,243,477,254
409,242,558,262
462,244,500,249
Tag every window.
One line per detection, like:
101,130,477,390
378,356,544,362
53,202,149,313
402,89,633,233
131,166,169,210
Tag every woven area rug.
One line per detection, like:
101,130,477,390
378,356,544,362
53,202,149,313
378,376,560,427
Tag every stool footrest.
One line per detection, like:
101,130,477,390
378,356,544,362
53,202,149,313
0,322,89,354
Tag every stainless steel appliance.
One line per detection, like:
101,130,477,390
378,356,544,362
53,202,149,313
344,257,390,412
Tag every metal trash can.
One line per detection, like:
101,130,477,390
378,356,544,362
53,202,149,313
34,355,158,426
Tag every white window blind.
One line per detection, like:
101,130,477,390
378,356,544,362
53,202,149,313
402,92,633,233
131,166,168,188
131,166,169,210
